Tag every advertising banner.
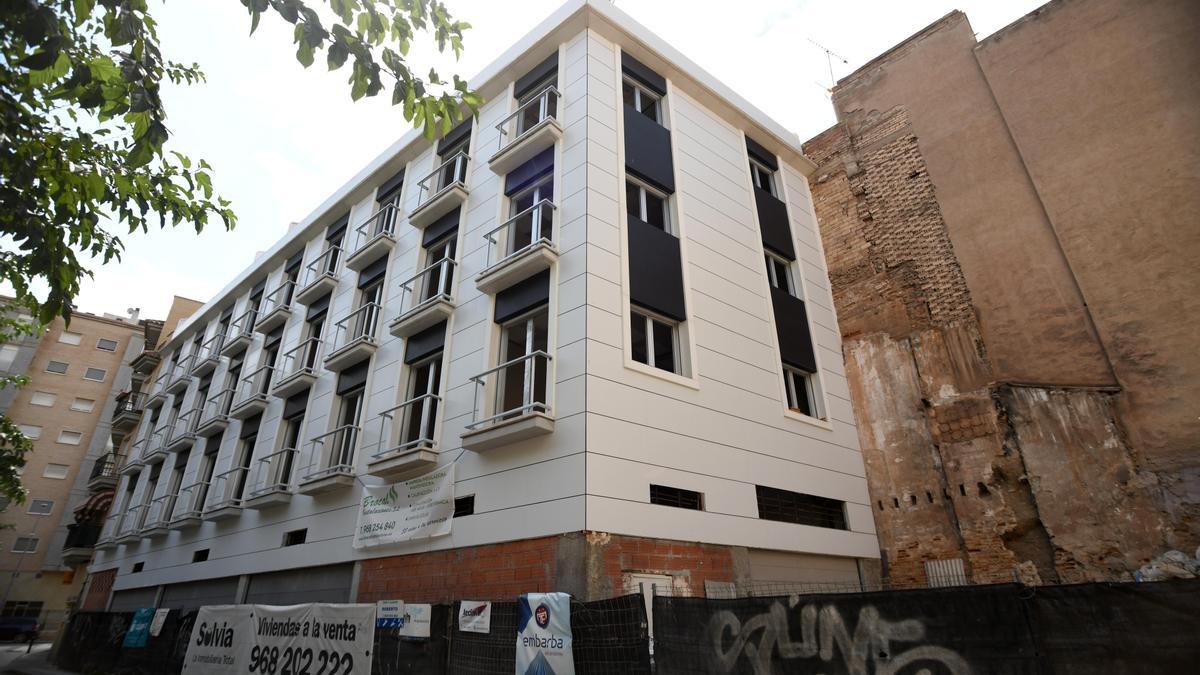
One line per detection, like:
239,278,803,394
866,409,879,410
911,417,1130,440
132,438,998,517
376,600,405,628
458,601,492,634
353,464,454,548
149,608,171,637
398,604,432,639
182,603,375,674
516,593,574,675
122,607,154,648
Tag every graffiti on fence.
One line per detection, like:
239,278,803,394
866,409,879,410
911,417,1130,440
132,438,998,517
709,598,970,675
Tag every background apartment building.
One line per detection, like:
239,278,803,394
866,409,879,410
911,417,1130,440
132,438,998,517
83,0,876,612
802,0,1199,586
0,303,143,638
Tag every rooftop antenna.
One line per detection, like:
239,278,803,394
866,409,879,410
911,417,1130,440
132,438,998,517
808,38,849,93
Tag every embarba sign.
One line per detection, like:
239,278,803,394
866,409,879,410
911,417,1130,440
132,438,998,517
182,603,375,674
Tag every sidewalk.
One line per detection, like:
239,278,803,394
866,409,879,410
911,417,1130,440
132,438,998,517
1,645,73,675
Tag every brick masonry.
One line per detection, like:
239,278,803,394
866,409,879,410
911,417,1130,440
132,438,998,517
81,568,117,611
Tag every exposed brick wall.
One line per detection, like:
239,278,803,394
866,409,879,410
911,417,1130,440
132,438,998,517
81,569,117,611
585,532,735,599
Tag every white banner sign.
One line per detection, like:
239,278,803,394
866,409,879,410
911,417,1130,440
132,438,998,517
354,464,454,548
398,603,432,639
458,601,492,634
149,608,172,637
516,593,574,675
182,603,376,674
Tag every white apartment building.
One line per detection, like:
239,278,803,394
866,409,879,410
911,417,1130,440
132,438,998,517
84,0,877,611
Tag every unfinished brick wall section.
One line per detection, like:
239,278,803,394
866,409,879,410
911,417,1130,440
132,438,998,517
81,569,117,611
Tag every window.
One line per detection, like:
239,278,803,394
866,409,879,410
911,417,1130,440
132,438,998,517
132,562,144,573
622,77,661,124
401,354,442,448
437,136,470,190
2,600,42,618
45,360,68,375
331,387,365,471
421,235,456,303
27,499,53,515
765,252,796,296
755,485,847,530
0,496,8,511
283,529,307,547
11,537,38,553
750,158,777,197
650,485,703,511
83,367,106,381
42,464,68,479
29,391,56,407
57,430,83,445
58,331,83,345
784,365,823,419
70,398,96,413
516,75,558,136
507,172,554,255
630,309,680,374
454,495,475,518
96,338,119,352
192,549,210,563
18,425,40,440
626,179,670,233
0,345,19,371
498,309,549,418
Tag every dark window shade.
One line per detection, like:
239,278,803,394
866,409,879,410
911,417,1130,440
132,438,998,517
621,51,666,95
336,361,369,396
198,373,213,391
376,168,405,202
494,270,550,324
250,279,267,297
755,485,847,530
514,53,559,99
650,484,702,510
624,110,675,194
306,294,330,322
148,462,162,482
745,136,779,171
437,120,472,155
204,433,224,454
283,390,309,419
239,414,262,440
504,148,555,196
326,214,349,242
404,321,446,365
755,187,795,260
219,306,234,322
628,215,686,321
422,207,460,248
771,287,818,373
264,326,284,350
357,257,388,289
285,250,304,273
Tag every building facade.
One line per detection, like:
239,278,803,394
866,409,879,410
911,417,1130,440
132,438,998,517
803,0,1199,586
0,305,143,637
83,0,876,612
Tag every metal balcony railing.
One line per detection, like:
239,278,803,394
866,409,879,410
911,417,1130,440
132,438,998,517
63,523,101,551
200,388,235,426
113,391,146,418
396,258,456,316
277,338,322,382
142,493,176,531
466,351,553,430
302,425,360,482
351,203,401,251
251,448,298,497
194,333,225,368
172,481,209,521
99,513,122,543
416,151,470,206
88,453,122,481
371,393,441,459
233,365,273,407
227,309,257,344
496,86,560,153
168,355,194,387
168,408,200,446
329,303,381,355
262,279,297,316
483,199,555,272
208,466,250,511
129,438,151,463
118,504,145,538
150,371,171,398
300,246,343,289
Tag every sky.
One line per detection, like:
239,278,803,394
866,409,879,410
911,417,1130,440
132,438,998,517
64,0,1046,321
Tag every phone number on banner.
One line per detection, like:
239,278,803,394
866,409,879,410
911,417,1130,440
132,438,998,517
248,646,355,675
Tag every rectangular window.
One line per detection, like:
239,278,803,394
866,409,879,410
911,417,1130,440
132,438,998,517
18,425,41,440
498,309,549,417
755,485,847,530
192,549,210,563
11,537,38,553
2,601,43,618
42,464,69,479
45,360,68,374
0,345,19,371
29,391,56,407
516,74,558,136
96,338,119,352
765,252,796,296
57,430,82,445
454,495,475,518
626,179,670,233
283,529,307,547
622,77,662,124
401,354,442,448
27,499,53,515
421,235,457,303
132,562,144,573
784,365,823,419
507,173,554,255
58,331,83,345
650,485,703,511
750,158,777,196
83,367,107,381
630,309,680,374
70,398,96,413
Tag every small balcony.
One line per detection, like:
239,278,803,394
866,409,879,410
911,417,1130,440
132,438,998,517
61,523,102,565
295,247,342,305
195,388,235,435
130,348,161,375
111,391,146,433
255,280,296,334
323,303,381,371
461,351,554,452
165,408,200,453
140,494,175,539
408,151,470,229
142,427,171,464
95,514,121,550
489,86,562,175
221,309,257,357
476,200,558,294
298,425,359,495
169,481,208,529
229,365,273,420
345,204,400,272
119,446,145,476
246,448,298,509
204,467,249,521
165,356,194,395
87,452,122,491
191,334,225,376
115,505,145,544
366,394,440,481
272,338,321,398
144,372,170,409
389,258,457,338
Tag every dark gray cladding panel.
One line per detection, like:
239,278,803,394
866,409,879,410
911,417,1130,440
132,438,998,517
219,305,234,321
755,187,795,260
159,577,239,611
283,390,309,419
285,249,304,272
357,255,389,289
376,167,405,201
505,147,555,196
239,413,261,440
326,213,349,241
264,325,284,349
437,119,472,155
244,563,354,605
305,293,330,321
494,270,551,324
108,586,161,612
250,278,267,297
336,360,370,395
771,286,818,373
514,52,559,99
745,135,779,170
627,214,686,321
624,109,675,194
422,206,460,248
621,51,667,95
405,320,447,365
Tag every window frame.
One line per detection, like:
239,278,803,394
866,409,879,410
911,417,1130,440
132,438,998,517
764,251,797,296
630,307,682,375
57,429,83,445
625,178,672,234
96,337,119,352
26,499,53,515
18,425,41,440
749,157,777,197
42,464,69,479
82,367,107,382
57,331,83,345
622,76,662,125
783,365,825,420
29,391,56,407
70,397,96,413
45,360,69,375
11,537,38,553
